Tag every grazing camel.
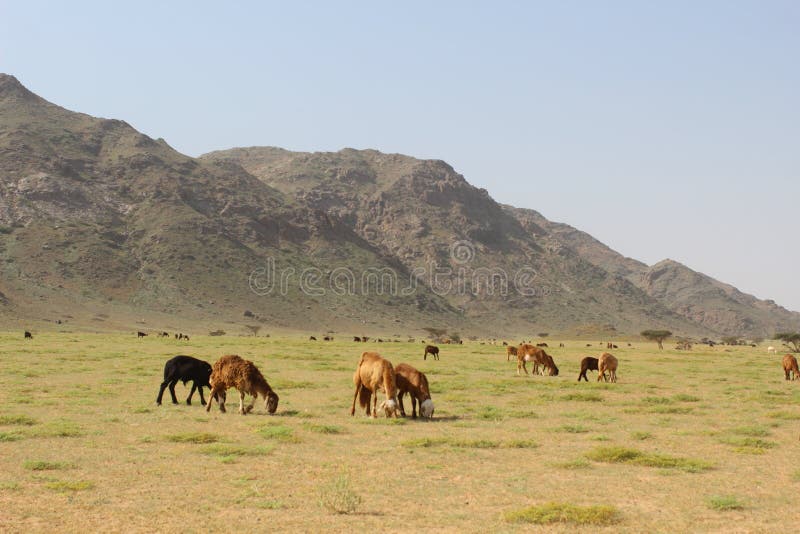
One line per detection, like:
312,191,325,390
577,356,599,382
506,345,518,361
783,354,800,381
424,345,440,361
598,352,618,383
517,344,559,376
394,363,434,419
206,355,279,415
350,352,399,418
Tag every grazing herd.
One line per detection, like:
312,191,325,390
143,333,800,420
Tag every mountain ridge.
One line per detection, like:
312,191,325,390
1,73,797,338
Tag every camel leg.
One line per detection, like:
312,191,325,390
351,383,361,416
238,390,247,415
411,396,418,419
245,392,255,414
372,390,378,418
186,383,197,405
398,392,407,417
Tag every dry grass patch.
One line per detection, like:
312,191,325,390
317,472,362,514
720,437,777,455
0,414,38,426
505,502,621,525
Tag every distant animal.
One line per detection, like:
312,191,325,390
577,356,599,382
377,338,383,343
156,355,212,406
502,341,508,346
506,345,518,361
361,336,369,342
598,352,618,383
309,336,317,341
137,331,147,338
444,339,452,344
24,331,33,340
350,352,399,418
768,346,777,354
536,342,548,348
206,354,279,415
586,344,592,347
783,354,800,381
175,333,179,339
354,336,362,342
559,343,565,348
394,363,434,419
606,342,613,350
612,344,618,349
627,343,632,347
517,344,559,376
324,336,333,341
158,331,169,338
424,345,440,361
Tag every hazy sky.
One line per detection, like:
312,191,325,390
2,1,798,310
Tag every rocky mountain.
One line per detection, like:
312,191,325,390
1,73,796,338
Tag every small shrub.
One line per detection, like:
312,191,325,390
200,444,273,457
0,431,23,442
318,472,362,514
631,432,653,441
721,437,777,454
557,424,590,434
707,495,745,511
673,394,700,402
552,459,592,470
505,502,621,525
165,432,220,444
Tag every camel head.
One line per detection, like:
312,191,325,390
550,365,559,376
420,398,434,419
266,391,279,414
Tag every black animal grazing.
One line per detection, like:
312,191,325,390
156,355,213,406
423,344,439,361
309,336,317,341
354,336,362,342
577,356,599,382
24,331,33,340
137,331,147,338
536,342,548,348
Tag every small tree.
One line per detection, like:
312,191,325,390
721,336,740,346
775,332,800,352
244,325,262,337
449,332,462,343
423,327,447,341
641,329,672,350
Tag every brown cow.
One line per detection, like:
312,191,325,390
577,356,599,382
783,354,800,381
598,352,618,383
350,352,399,418
394,363,434,419
424,345,439,361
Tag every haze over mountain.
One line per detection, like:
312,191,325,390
1,73,797,338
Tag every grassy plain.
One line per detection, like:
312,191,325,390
1,333,799,532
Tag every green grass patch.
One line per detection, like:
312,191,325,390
673,394,701,402
585,446,713,472
0,431,24,442
24,460,74,471
646,406,694,414
304,423,344,434
0,415,38,426
30,420,83,438
729,426,771,437
0,481,20,490
561,392,603,402
641,396,674,405
556,424,590,434
165,432,221,444
766,411,800,420
707,495,746,511
505,502,621,525
44,480,94,492
631,431,653,441
551,458,592,470
720,437,777,454
200,444,273,457
256,424,298,442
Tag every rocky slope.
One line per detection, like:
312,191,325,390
1,73,796,337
